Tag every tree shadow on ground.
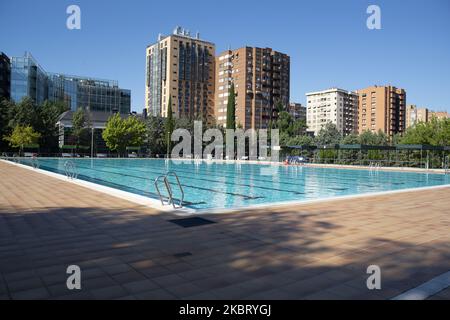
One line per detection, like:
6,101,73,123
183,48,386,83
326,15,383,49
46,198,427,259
0,204,449,300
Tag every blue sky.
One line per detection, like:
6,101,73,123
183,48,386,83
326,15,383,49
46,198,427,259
1,0,449,113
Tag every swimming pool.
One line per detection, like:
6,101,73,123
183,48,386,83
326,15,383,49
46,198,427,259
13,158,450,210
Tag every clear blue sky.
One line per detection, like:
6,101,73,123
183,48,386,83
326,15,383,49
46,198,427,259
1,0,449,113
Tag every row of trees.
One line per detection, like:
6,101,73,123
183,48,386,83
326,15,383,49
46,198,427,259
285,117,450,148
0,98,68,155
1,94,449,158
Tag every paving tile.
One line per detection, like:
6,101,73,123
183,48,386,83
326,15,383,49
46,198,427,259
134,288,177,300
11,287,50,300
165,282,205,298
7,277,45,293
122,279,159,294
53,291,94,300
81,276,117,291
102,263,133,276
111,270,147,284
151,274,187,287
91,285,128,300
1,161,450,301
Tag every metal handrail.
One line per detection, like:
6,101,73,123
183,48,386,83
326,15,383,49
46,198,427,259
154,175,171,206
31,157,40,169
153,171,185,209
64,160,78,179
166,171,184,208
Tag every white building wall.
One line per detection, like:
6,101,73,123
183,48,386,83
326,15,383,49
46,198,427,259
306,88,358,136
306,89,342,136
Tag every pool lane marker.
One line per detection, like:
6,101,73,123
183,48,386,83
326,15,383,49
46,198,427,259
392,270,450,300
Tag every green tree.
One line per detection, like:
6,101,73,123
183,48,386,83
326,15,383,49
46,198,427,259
292,119,307,136
146,116,167,156
276,111,293,135
102,114,147,157
0,99,13,151
286,135,314,147
358,130,388,145
39,100,69,152
4,125,41,156
401,117,450,146
315,122,342,146
164,96,175,157
8,97,40,130
275,100,285,113
5,98,69,153
226,84,236,130
341,133,359,145
71,108,89,151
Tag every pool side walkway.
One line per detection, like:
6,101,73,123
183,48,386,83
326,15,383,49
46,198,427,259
0,161,449,300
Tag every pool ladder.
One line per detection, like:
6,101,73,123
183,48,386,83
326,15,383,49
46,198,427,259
64,160,78,179
369,161,380,171
445,156,449,175
154,171,184,209
31,156,40,169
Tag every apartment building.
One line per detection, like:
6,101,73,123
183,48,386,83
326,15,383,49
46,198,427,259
430,111,449,120
357,85,406,137
145,27,215,122
306,88,359,136
288,102,306,121
214,47,290,129
406,105,429,128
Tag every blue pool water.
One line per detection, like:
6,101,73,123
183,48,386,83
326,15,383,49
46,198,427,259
16,158,450,210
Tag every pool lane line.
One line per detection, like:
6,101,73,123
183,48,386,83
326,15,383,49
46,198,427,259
95,159,418,192
38,158,449,203
40,158,447,192
80,160,446,195
105,158,443,190
39,158,448,200
38,158,304,195
96,161,310,195
40,161,262,201
37,164,206,207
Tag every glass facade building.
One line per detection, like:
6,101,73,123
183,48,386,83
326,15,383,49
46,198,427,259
10,52,131,114
10,52,48,104
48,74,131,113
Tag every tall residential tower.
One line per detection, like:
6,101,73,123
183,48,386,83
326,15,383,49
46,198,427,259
214,47,290,129
145,27,215,122
357,85,406,137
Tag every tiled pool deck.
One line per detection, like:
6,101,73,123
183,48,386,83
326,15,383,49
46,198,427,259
0,161,449,300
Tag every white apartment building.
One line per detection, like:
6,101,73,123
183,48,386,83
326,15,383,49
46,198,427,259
306,88,358,136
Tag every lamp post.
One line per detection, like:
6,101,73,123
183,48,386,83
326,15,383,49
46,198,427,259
87,106,94,158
